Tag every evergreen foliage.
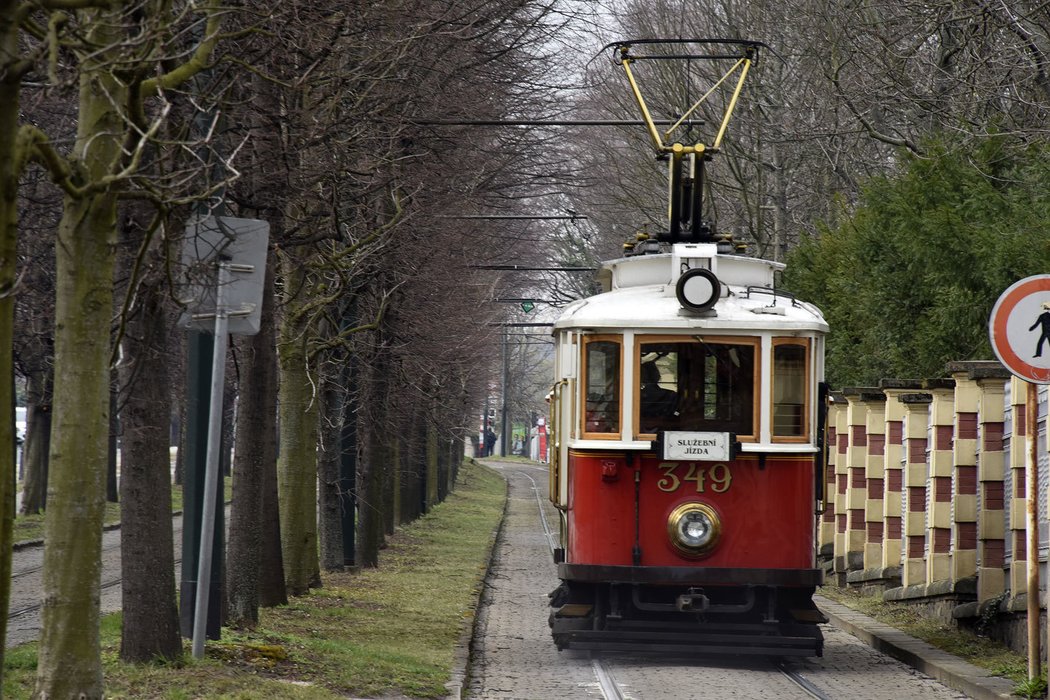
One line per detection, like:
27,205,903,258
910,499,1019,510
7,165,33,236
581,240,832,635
783,136,1050,387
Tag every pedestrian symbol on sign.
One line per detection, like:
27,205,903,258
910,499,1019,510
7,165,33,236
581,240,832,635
1030,302,1050,358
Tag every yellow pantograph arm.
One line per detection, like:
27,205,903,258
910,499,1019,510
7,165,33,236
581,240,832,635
621,54,665,153
663,56,748,143
712,57,752,150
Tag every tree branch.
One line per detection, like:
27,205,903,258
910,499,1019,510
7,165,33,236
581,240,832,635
140,1,224,97
18,125,82,197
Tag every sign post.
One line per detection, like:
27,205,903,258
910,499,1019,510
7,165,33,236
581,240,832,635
179,216,269,659
989,274,1050,680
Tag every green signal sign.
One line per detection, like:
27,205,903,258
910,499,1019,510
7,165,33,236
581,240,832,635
520,301,535,313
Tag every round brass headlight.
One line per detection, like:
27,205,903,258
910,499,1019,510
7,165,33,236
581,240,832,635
667,503,721,557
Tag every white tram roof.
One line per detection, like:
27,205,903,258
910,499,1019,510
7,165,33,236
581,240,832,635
554,243,828,334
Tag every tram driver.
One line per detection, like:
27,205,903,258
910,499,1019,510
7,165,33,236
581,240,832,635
639,360,678,432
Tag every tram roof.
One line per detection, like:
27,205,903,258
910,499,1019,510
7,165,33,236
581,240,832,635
553,246,828,334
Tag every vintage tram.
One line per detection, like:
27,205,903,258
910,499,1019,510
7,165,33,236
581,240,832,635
546,40,829,656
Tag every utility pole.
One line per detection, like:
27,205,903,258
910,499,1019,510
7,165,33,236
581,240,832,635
501,326,510,457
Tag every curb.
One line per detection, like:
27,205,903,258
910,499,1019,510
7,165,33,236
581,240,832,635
816,595,1020,700
444,461,511,700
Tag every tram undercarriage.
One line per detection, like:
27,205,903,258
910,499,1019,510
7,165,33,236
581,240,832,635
549,577,825,657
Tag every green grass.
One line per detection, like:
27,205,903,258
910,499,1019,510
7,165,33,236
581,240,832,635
4,461,507,699
480,453,535,464
819,585,1030,684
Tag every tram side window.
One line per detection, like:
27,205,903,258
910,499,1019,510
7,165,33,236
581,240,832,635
773,342,808,439
584,340,620,435
638,339,756,439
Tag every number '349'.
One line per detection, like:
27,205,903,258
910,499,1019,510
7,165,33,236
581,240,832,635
656,462,732,493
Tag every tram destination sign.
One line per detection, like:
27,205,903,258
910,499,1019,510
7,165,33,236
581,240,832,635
989,274,1050,384
661,431,733,461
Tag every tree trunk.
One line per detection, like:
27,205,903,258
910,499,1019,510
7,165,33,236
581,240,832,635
258,427,288,606
227,258,279,627
107,387,119,503
390,436,401,529
19,374,52,515
0,9,21,671
426,414,439,510
117,242,180,662
357,340,389,568
317,364,345,571
276,255,320,595
34,13,125,693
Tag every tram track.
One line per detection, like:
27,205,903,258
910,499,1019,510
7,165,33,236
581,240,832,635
10,533,123,582
777,660,833,700
517,466,631,700
591,656,626,700
8,571,131,622
6,510,201,639
7,536,126,623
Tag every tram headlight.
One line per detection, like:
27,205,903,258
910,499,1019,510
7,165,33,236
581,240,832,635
675,268,720,312
667,503,721,557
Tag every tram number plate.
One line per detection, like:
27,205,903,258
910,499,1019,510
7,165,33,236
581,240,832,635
656,462,732,494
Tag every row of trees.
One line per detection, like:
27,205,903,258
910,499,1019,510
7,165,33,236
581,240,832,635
567,0,1050,261
3,0,591,697
784,136,1050,386
561,1,1050,385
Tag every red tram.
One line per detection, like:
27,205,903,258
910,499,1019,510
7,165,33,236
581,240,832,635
546,40,829,656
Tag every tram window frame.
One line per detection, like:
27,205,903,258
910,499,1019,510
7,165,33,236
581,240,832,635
634,335,760,442
771,338,810,442
580,335,622,439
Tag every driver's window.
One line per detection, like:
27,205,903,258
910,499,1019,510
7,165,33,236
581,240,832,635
636,337,758,440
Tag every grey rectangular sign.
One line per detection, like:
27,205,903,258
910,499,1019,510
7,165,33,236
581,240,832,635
178,216,270,335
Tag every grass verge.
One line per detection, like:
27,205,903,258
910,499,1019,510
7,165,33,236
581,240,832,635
3,461,507,699
819,585,1030,685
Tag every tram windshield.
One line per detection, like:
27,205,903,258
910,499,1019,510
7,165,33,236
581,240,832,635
638,338,757,439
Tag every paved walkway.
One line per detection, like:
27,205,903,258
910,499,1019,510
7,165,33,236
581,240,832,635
816,596,1018,700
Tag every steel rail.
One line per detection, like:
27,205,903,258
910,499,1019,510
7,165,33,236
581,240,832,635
8,557,183,624
516,464,628,700
592,656,627,700
778,661,833,700
516,468,557,556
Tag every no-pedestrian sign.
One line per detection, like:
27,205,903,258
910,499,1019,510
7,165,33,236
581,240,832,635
989,274,1050,384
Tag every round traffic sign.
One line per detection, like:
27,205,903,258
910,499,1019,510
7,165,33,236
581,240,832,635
989,274,1050,383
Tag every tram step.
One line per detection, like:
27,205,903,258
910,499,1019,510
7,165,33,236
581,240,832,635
554,603,593,618
552,623,823,657
789,607,828,624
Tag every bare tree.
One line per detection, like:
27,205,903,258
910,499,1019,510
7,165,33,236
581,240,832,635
2,0,231,692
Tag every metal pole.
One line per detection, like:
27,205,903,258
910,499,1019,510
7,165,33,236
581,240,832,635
482,395,490,457
192,261,231,659
501,326,509,457
1026,381,1040,679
